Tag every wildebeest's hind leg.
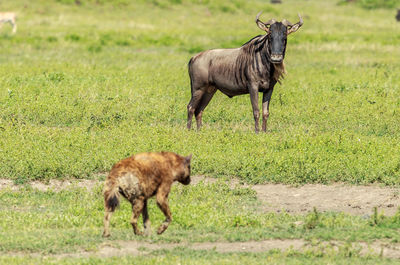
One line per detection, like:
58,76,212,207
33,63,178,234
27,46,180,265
142,199,151,236
130,197,145,235
187,89,204,130
195,87,216,130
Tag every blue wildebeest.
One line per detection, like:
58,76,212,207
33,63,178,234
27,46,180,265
187,12,303,133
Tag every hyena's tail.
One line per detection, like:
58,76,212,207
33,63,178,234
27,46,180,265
103,179,120,212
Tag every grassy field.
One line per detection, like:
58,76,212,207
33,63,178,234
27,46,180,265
0,0,399,185
1,0,400,263
1,183,400,263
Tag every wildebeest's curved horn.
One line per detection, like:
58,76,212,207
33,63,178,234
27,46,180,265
256,11,276,32
264,18,277,26
282,19,293,27
297,13,304,27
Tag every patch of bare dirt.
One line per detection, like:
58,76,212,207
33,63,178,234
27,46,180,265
253,183,400,216
0,179,101,192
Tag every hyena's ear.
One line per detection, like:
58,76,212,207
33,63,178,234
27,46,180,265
185,154,192,164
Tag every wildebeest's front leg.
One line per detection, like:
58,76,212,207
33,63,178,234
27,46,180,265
156,186,172,234
262,88,274,132
249,86,260,133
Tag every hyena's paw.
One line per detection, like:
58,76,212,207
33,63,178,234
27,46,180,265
157,223,169,235
102,231,111,238
133,230,144,236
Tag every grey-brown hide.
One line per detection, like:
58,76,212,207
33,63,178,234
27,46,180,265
186,12,303,133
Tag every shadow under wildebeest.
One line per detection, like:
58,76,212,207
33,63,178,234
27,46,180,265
187,12,303,133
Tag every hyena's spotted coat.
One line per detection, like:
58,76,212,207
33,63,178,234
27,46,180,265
102,151,192,237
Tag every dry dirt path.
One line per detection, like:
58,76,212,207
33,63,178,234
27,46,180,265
82,239,400,259
5,239,400,259
1,176,399,216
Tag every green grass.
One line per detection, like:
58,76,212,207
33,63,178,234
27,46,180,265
0,184,400,255
0,0,400,184
1,249,399,265
338,0,400,9
0,0,399,262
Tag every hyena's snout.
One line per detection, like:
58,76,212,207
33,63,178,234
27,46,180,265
179,176,191,185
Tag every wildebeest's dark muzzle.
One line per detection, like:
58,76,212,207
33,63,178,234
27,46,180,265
270,54,284,63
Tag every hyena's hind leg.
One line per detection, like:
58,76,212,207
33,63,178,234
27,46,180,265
103,210,114,237
130,197,145,236
142,199,151,236
102,181,120,238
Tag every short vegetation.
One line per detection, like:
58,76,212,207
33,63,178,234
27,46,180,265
0,0,399,185
0,0,399,263
339,0,400,9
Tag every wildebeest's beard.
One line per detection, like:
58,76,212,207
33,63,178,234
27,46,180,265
268,22,287,64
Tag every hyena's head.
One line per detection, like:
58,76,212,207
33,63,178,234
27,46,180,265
176,154,192,185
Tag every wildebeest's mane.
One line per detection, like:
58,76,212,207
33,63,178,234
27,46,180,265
241,34,268,53
240,34,285,84
241,34,263,46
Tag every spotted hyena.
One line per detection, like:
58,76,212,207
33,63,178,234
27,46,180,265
102,151,192,237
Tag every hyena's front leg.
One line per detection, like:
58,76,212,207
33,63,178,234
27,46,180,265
156,192,172,234
142,199,151,236
130,197,145,235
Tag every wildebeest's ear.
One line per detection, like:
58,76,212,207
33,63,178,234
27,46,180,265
256,20,269,33
185,154,192,164
286,14,303,35
287,23,301,35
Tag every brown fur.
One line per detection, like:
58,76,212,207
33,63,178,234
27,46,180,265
102,151,192,237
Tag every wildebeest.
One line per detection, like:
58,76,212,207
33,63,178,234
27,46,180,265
396,9,400,22
187,12,303,133
102,151,192,237
0,12,17,34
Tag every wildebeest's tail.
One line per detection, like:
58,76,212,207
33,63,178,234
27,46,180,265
188,57,195,95
103,178,120,212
